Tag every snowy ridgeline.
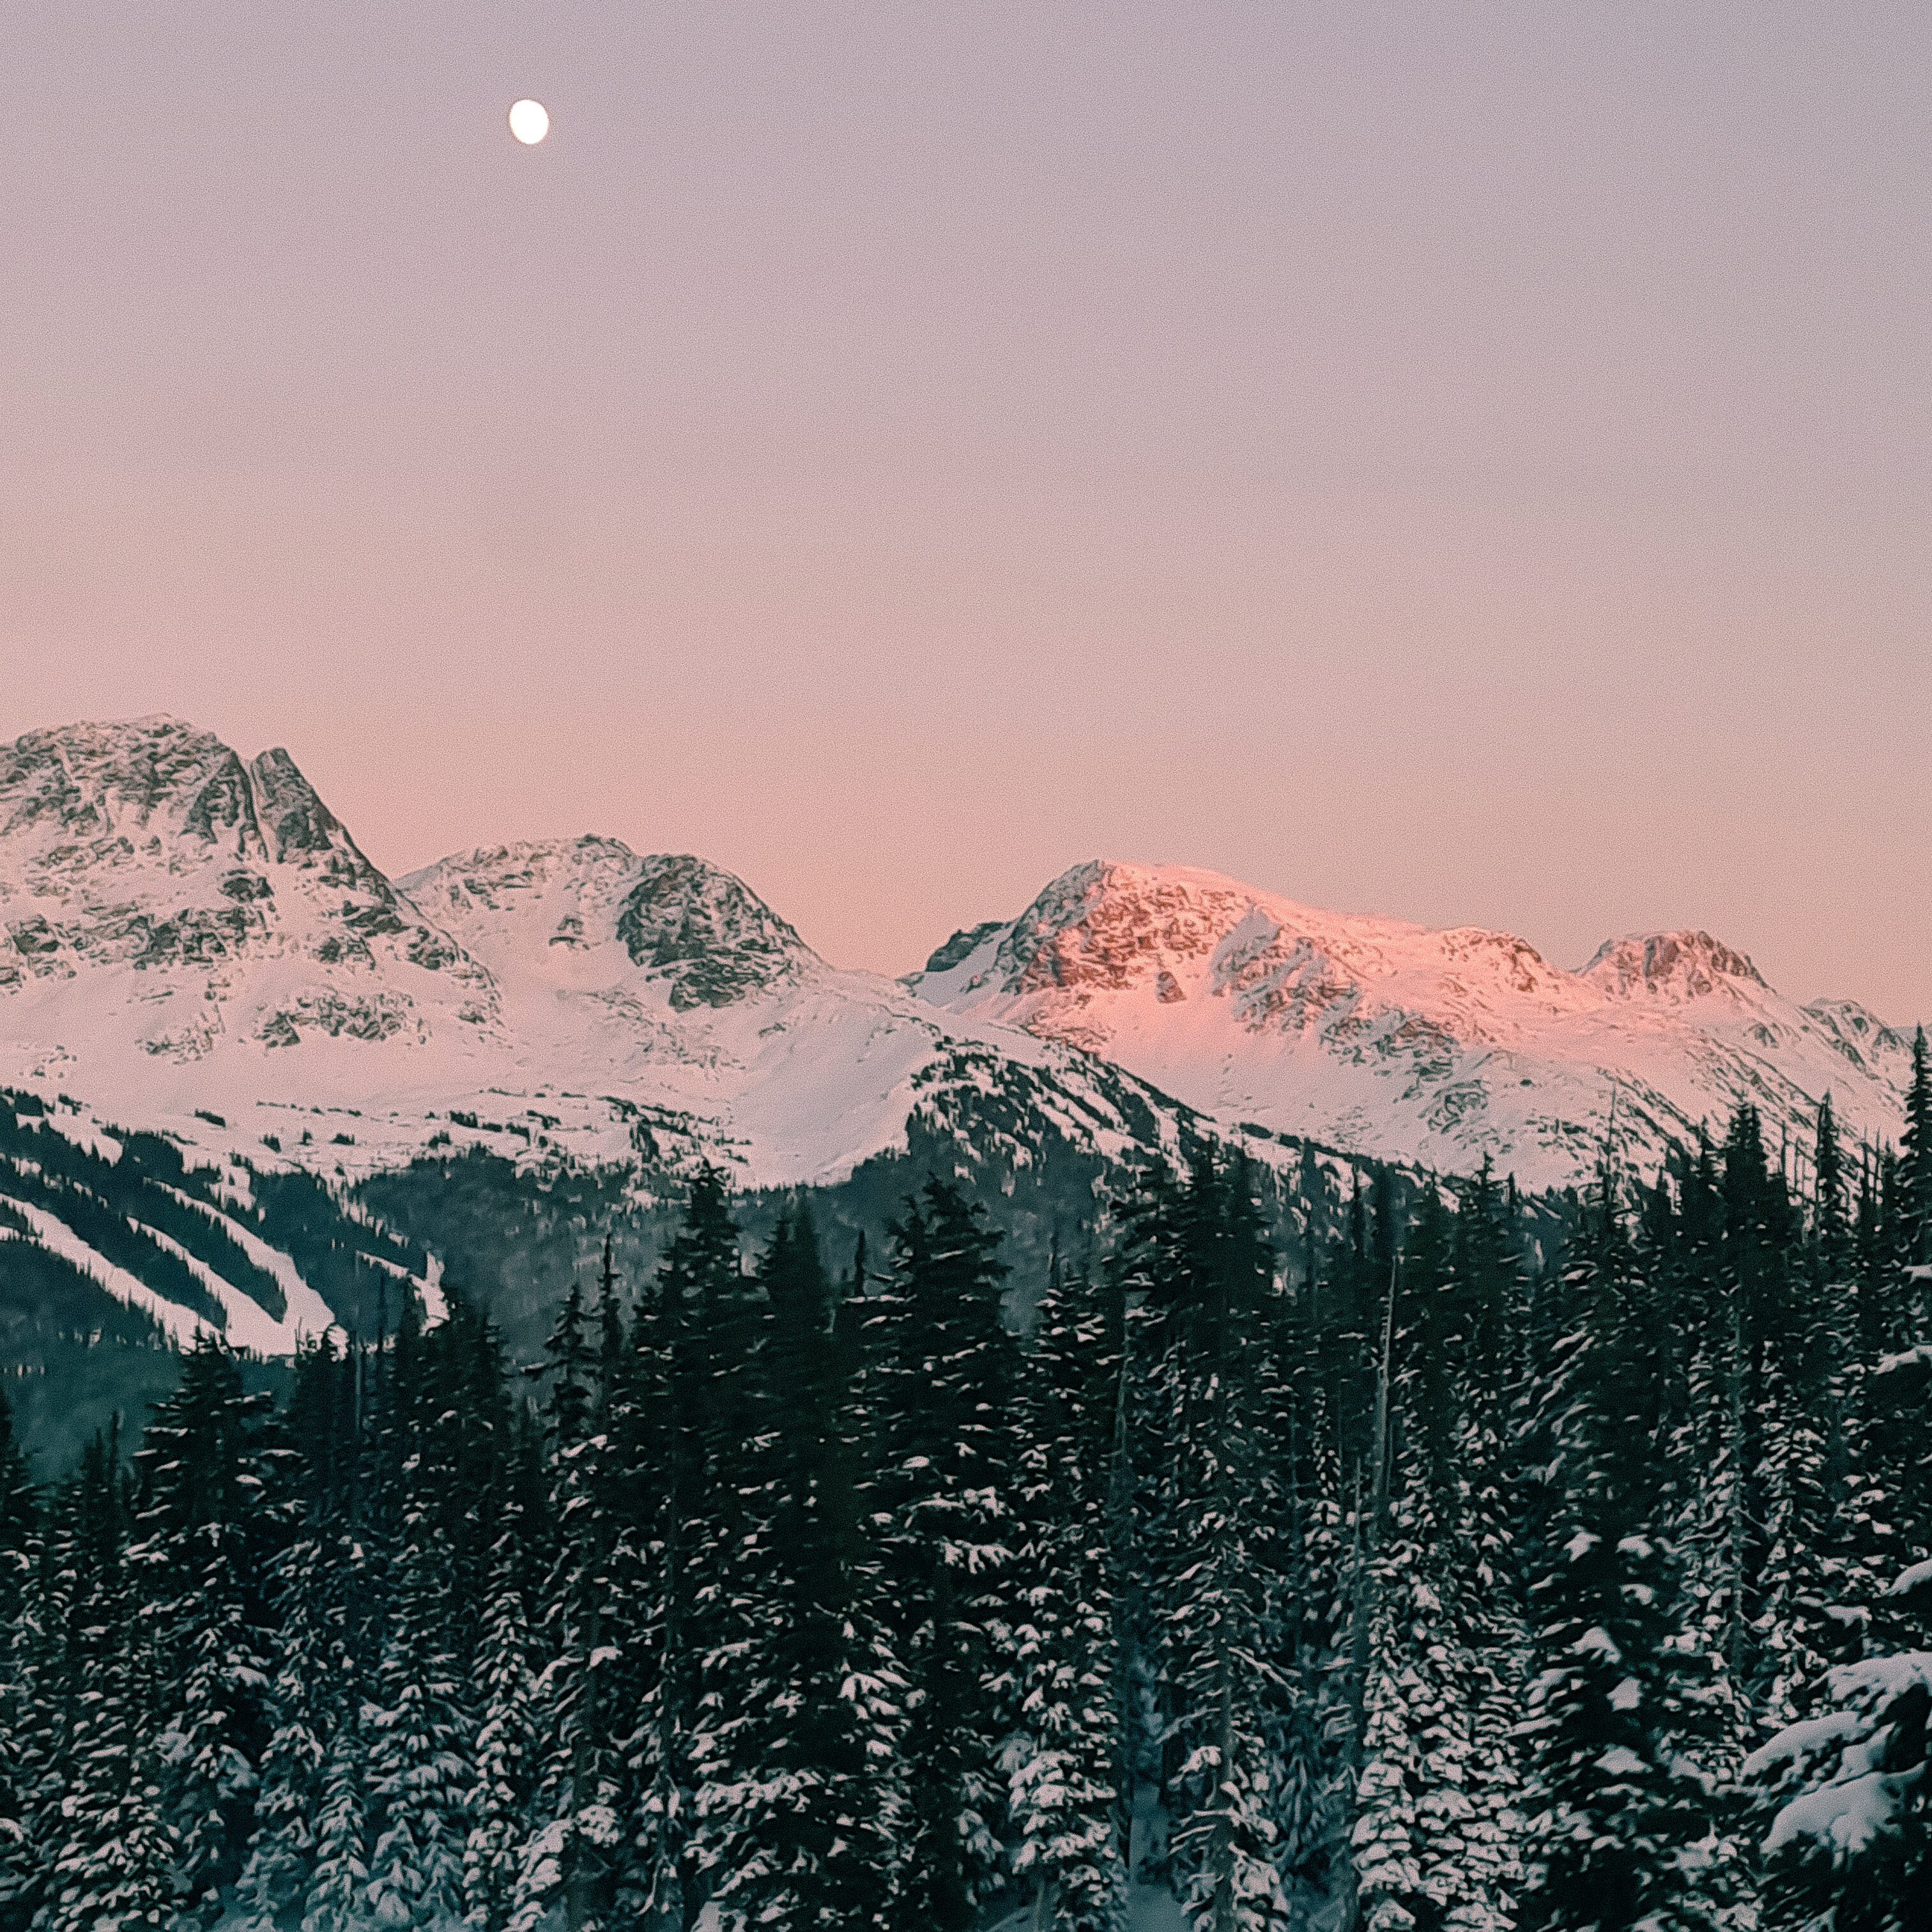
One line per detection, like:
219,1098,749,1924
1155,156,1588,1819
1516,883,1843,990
3,1073,1932,1931
1,717,1919,1208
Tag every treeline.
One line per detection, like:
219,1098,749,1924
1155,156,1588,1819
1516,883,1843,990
2,1043,1931,1932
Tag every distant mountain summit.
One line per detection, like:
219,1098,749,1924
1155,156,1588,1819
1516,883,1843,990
402,837,816,1013
1580,930,1768,1002
907,859,1912,1190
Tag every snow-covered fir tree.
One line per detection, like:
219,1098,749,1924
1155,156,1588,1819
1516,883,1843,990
464,1495,538,1932
1352,1183,1522,1932
1006,1254,1130,1932
130,1337,277,1919
868,1175,1023,1930
1517,1163,1736,1932
1138,1151,1291,1931
687,1206,903,1930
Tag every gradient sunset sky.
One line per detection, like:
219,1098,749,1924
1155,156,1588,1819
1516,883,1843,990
5,4,1928,1018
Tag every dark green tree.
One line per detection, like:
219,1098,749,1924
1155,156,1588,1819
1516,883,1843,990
871,1175,1021,1931
1517,1164,1733,1932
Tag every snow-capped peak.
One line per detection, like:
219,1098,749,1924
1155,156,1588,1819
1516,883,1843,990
911,860,1584,1046
908,859,1911,1190
401,838,818,1009
0,717,500,1075
1581,931,1768,1002
2,715,259,860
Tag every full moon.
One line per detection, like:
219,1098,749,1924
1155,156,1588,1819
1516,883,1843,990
508,99,549,145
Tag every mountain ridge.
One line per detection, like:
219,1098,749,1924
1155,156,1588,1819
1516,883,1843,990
907,858,1913,1190
0,721,1221,1201
0,721,1910,1206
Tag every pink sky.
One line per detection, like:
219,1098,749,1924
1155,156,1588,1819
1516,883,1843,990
4,4,1928,1018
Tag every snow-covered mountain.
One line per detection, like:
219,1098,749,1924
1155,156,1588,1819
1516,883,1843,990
0,715,500,1061
908,861,1915,1192
3,721,1910,1218
394,832,1192,1187
0,721,1202,1197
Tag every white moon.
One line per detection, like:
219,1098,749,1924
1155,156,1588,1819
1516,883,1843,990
508,99,549,145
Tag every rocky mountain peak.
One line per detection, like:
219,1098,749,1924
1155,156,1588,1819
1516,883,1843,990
397,836,628,947
402,839,818,1011
989,861,1268,997
248,747,343,861
1581,930,1767,1001
615,854,816,1009
0,717,495,1054
0,716,262,859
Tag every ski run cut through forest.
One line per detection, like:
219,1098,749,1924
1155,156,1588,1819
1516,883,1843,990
4,1057,1932,1932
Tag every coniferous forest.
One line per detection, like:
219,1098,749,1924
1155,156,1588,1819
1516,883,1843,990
4,1048,1932,1932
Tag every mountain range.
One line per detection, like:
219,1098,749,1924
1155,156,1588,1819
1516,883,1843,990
0,714,1915,1407
0,717,1193,1194
1,716,1913,1200
911,859,1914,1189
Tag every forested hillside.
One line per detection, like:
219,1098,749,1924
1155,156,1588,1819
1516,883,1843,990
2,1040,1930,1931
0,1088,434,1471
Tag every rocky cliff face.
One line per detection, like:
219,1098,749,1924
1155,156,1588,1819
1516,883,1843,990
1581,930,1768,1002
0,717,498,1059
910,860,1913,1190
404,838,816,1012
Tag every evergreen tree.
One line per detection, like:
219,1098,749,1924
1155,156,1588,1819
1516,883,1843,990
464,1496,538,1932
1142,1151,1290,1931
688,1206,903,1930
0,1384,40,1932
131,1337,278,1917
1353,1180,1521,1932
302,1702,372,1932
1253,1247,1352,1921
1900,1029,1932,1276
364,1316,476,1931
1006,1256,1130,1932
1751,1337,1932,1930
622,1166,742,1929
0,1382,31,1621
871,1175,1022,1931
40,1432,177,1932
365,1519,474,1929
1517,1164,1733,1932
234,1512,344,1931
523,1248,631,1932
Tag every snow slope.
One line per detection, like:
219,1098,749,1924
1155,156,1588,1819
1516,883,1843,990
397,834,1194,1188
908,861,1914,1192
0,1087,378,1352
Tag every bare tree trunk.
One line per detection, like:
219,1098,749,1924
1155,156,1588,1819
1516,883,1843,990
1034,1871,1061,1930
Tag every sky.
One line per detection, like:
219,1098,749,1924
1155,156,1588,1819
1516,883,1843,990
4,3,1928,1019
